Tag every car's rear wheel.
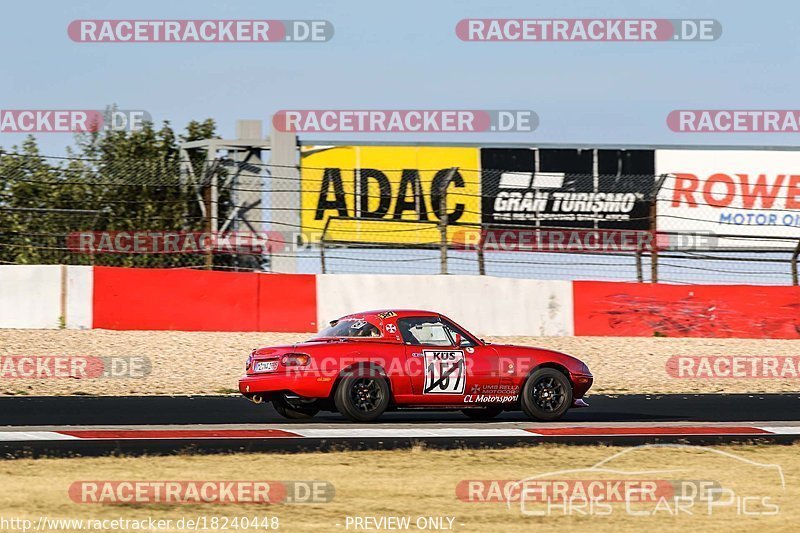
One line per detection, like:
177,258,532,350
272,394,320,420
461,406,504,420
521,368,572,421
334,376,390,422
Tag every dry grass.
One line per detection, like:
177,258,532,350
0,444,797,532
1,330,799,396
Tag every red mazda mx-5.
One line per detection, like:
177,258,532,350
239,309,593,422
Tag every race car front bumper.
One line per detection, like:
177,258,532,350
570,372,593,400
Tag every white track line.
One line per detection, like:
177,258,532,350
0,426,797,442
0,431,79,441
754,426,800,434
293,428,535,438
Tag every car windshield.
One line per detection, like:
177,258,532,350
314,318,382,338
398,316,476,347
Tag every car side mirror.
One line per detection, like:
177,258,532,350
454,333,462,346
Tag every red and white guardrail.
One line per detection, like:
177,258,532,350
1,265,798,338
2,425,800,442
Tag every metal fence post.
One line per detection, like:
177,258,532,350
635,250,643,283
320,218,331,275
201,148,219,270
203,180,214,269
649,189,659,283
59,264,67,329
439,167,458,275
320,237,326,274
477,229,486,275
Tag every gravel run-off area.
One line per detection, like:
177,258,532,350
1,330,799,396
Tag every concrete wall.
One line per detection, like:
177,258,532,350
315,274,573,337
0,265,61,328
3,266,798,339
0,265,92,329
92,267,316,332
65,266,93,329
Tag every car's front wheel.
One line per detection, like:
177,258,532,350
334,376,390,422
521,368,572,421
272,394,320,420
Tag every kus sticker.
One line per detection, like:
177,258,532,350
423,350,466,394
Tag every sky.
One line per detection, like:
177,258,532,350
1,0,798,156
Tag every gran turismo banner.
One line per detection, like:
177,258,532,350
656,149,800,249
480,148,655,230
300,146,481,245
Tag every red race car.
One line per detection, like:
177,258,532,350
239,309,593,422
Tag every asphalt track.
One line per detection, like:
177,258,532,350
1,394,799,456
3,393,800,425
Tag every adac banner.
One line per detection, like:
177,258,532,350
300,146,481,245
656,149,800,249
480,148,655,230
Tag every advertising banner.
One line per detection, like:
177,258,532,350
480,148,655,230
656,149,800,249
300,146,481,245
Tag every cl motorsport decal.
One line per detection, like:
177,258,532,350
464,384,520,403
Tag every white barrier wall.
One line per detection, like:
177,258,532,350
0,265,92,329
0,265,61,328
66,266,93,329
316,274,573,337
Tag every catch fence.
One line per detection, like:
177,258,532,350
1,152,798,285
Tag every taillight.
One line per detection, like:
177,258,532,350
246,352,254,370
281,353,311,367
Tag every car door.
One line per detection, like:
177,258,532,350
399,316,500,404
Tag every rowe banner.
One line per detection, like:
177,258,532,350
656,149,800,249
480,148,656,230
300,146,481,245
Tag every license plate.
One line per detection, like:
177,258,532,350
254,360,279,373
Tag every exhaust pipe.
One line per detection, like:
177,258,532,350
251,394,263,404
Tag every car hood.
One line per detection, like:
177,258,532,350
492,344,591,375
